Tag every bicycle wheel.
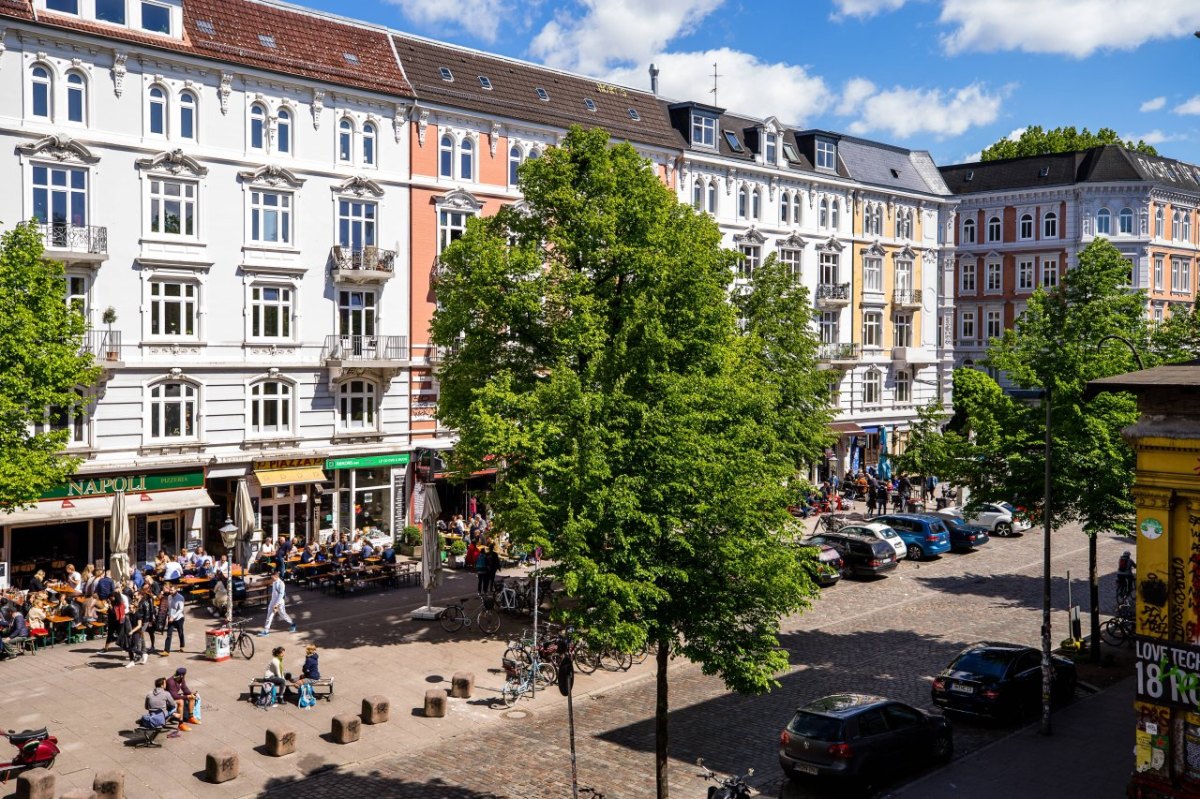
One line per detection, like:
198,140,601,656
1101,617,1129,646
440,605,465,633
503,645,532,667
535,660,557,687
614,650,633,671
238,632,255,659
501,679,519,707
477,608,501,635
574,641,599,674
629,642,649,665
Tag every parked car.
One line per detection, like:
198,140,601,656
793,541,843,587
936,503,1031,536
778,694,953,794
925,514,989,552
839,521,907,561
931,642,1077,721
869,514,952,560
806,532,898,578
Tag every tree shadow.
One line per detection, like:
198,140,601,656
261,770,505,798
913,568,1119,614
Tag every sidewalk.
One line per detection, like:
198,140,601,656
891,675,1134,798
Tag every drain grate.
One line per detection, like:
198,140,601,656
501,709,531,720
65,663,89,671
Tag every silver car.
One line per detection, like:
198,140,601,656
936,503,1031,536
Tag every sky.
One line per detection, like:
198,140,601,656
298,0,1200,167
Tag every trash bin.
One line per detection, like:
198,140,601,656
205,628,231,662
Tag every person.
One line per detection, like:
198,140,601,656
131,564,145,591
80,564,97,597
361,540,375,560
299,545,314,565
145,676,183,731
259,572,295,636
475,543,489,594
162,557,182,583
95,569,115,601
27,569,46,594
483,545,501,595
161,584,186,656
300,643,320,681
125,587,151,667
331,535,347,560
101,579,123,652
65,563,82,593
264,645,289,701
1118,551,1136,596
213,554,230,578
2,608,30,657
194,548,213,578
166,667,200,726
26,596,47,631
212,572,230,619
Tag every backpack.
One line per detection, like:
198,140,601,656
297,683,315,709
475,555,488,573
139,709,166,729
255,684,276,708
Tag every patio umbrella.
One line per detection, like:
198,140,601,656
109,490,130,583
878,425,892,481
420,482,442,601
234,478,255,567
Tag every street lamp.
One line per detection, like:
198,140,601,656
219,516,237,629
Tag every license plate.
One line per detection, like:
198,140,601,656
950,684,974,694
792,762,819,775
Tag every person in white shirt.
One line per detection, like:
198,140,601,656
258,573,295,636
65,564,82,592
162,559,183,582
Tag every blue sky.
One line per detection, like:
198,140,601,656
300,0,1200,166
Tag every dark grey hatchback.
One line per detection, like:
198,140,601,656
778,694,952,795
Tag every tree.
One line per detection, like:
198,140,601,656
889,401,972,487
980,125,1158,161
431,126,832,799
0,221,98,510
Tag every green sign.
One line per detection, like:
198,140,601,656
42,470,205,500
324,453,411,471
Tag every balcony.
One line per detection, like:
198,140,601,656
82,329,123,369
815,282,851,306
329,245,396,283
322,334,409,386
817,342,861,368
891,346,937,365
35,222,108,263
892,289,923,309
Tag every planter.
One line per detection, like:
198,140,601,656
399,544,422,558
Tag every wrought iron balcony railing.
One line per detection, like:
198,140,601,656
321,334,408,362
330,245,396,274
35,222,108,255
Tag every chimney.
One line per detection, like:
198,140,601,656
649,63,659,96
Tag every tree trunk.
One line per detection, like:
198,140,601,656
1089,532,1101,662
655,637,670,799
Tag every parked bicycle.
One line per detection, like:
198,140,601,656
229,617,256,659
440,594,501,635
492,578,530,615
1101,603,1135,647
499,657,554,706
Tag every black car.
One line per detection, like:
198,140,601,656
779,694,952,795
807,533,898,578
790,541,843,587
931,642,1077,721
923,513,989,552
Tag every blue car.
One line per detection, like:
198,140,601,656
870,513,952,560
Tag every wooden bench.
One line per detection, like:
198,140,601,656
248,676,334,702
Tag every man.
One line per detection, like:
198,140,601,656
131,564,145,591
275,536,292,575
162,557,182,583
1118,551,1136,597
213,554,230,578
381,542,396,564
361,540,375,560
161,584,186,656
145,676,183,730
258,571,296,636
1,608,29,658
166,667,200,726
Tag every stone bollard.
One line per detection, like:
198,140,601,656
361,695,390,725
424,689,447,718
92,771,124,799
205,749,239,784
265,727,296,757
15,770,54,799
450,672,474,698
331,714,361,744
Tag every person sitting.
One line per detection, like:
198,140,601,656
65,563,82,593
80,564,97,597
213,554,230,578
161,558,182,583
154,551,169,575
361,540,375,560
350,535,364,555
299,546,314,565
177,549,194,575
300,643,321,682
26,597,47,631
166,667,200,726
144,676,182,731
2,608,30,657
27,569,46,594
259,539,276,561
381,543,396,564
263,646,290,702
331,536,347,560
193,549,213,578
211,572,229,619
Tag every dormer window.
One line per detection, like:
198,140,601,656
140,1,171,34
47,0,79,14
692,114,716,148
96,0,125,23
765,132,778,164
815,138,836,170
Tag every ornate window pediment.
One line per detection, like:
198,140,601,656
136,149,208,177
862,242,886,257
435,188,483,212
779,232,807,250
333,175,385,197
17,134,100,165
897,245,918,260
238,164,306,188
733,227,766,246
816,236,844,252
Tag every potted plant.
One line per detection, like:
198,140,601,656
449,538,467,567
399,524,423,558
102,306,119,360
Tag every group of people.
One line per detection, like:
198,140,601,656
795,469,951,518
258,533,397,576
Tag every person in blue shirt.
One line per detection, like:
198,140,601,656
131,565,145,591
299,546,314,565
331,535,347,560
382,544,396,564
361,541,374,559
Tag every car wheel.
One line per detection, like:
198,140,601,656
907,545,924,560
995,522,1012,537
932,732,953,763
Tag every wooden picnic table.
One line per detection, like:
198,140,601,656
46,614,74,645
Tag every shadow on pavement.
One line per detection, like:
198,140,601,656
261,770,504,798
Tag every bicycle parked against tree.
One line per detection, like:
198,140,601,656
440,594,501,635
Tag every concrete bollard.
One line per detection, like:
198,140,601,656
361,695,390,724
424,689,447,718
450,671,474,698
15,770,55,799
331,714,361,744
205,749,239,784
265,727,296,757
92,771,124,799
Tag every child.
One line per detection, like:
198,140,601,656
301,643,320,682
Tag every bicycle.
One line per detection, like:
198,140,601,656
440,594,501,635
228,618,255,660
498,657,554,706
492,579,528,615
1116,579,1136,609
1101,603,1135,647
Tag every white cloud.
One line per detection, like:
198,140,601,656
830,0,909,19
936,0,1200,57
1140,96,1167,113
1175,96,1200,116
1123,129,1185,146
386,0,513,42
844,83,1007,140
836,78,877,116
1004,127,1027,142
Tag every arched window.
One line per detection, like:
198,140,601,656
509,145,522,186
693,179,704,211
362,122,376,166
863,369,881,406
987,215,1001,242
250,104,267,150
819,198,828,228
66,72,85,123
439,134,454,178
338,379,375,430
1043,211,1058,238
792,194,802,226
1184,211,1192,242
895,370,911,404
1119,207,1134,235
1096,207,1111,235
737,186,748,218
1019,213,1033,239
751,189,761,220
338,118,353,163
830,199,840,229
962,218,976,244
1173,210,1182,240
528,147,541,160
179,90,196,140
275,107,290,154
250,380,292,435
706,181,717,213
31,65,51,118
780,191,790,224
459,136,474,180
149,381,197,440
1155,206,1164,238
149,85,167,135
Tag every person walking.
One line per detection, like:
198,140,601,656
258,572,295,636
483,545,501,595
161,584,186,656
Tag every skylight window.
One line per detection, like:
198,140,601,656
584,99,596,112
343,52,359,65
536,87,549,101
965,170,975,182
439,67,454,82
196,19,215,35
890,168,900,178
782,142,800,162
478,76,492,90
1038,166,1050,177
258,34,276,49
627,108,640,121
722,131,743,153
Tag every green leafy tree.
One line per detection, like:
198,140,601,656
889,401,972,487
0,221,98,510
1148,299,1200,362
431,126,831,798
980,125,1158,161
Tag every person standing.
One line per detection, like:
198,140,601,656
475,546,489,594
161,585,186,656
258,572,295,636
484,545,501,595
124,588,149,667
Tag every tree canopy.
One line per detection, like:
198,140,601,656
980,125,1159,161
0,221,98,510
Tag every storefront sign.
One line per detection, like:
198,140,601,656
42,471,205,500
254,457,324,471
1135,637,1200,710
324,453,411,471
393,468,407,533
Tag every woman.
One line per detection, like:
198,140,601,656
80,564,96,597
154,551,169,576
264,645,289,701
26,596,47,631
124,587,149,667
300,643,320,682
27,569,46,594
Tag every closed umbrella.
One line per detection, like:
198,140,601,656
234,478,255,568
420,483,442,597
109,490,130,583
878,426,892,481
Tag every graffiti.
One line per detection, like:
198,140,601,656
1192,517,1200,643
1143,600,1170,638
1173,558,1189,639
1138,702,1171,730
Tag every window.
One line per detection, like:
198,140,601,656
65,275,88,315
960,259,977,293
257,34,276,49
96,0,125,23
140,1,171,34
250,285,291,339
751,189,761,220
865,204,882,237
691,114,716,148
1042,258,1058,288
438,208,470,254
583,98,596,112
510,145,523,186
791,194,801,226
782,142,800,162
819,251,839,285
723,131,743,153
535,87,548,101
737,187,747,219
276,107,290,153
960,310,976,341
863,369,881,405
31,66,51,119
863,312,882,348
985,309,1003,340
250,190,291,244
894,259,912,294
737,245,760,281
439,67,453,82
1155,207,1164,238
1043,211,1058,238
1172,257,1192,293
1155,255,1164,290
692,179,703,211
706,181,717,214
986,216,1001,242
33,393,87,447
895,208,912,240
339,119,353,163
342,52,358,65
179,90,196,140
815,138,836,170
1096,207,1111,235
338,379,375,430
780,191,790,224
149,85,167,135
893,314,912,347
985,262,1002,293
439,134,453,178
962,218,976,244
627,108,640,121
46,0,79,13
864,256,882,292
1120,207,1134,235
66,72,85,123
895,370,911,404
765,133,777,164
337,199,376,250
830,199,840,229
149,381,196,439
362,122,376,166
250,380,291,435
779,247,801,283
819,198,828,228
1019,213,1033,240
819,311,839,344
249,104,267,150
478,76,492,90
1017,260,1034,291
149,281,197,337
1185,212,1193,243
32,164,87,228
337,290,375,336
149,178,196,237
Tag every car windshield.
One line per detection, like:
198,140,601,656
950,650,1013,679
788,711,845,741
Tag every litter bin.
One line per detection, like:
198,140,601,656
205,628,231,662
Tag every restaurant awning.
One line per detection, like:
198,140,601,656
254,466,328,487
829,422,867,436
3,488,216,525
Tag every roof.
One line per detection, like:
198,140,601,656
940,145,1200,196
837,136,952,197
392,34,679,149
1084,360,1200,399
0,0,414,98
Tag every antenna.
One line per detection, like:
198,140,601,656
710,62,721,106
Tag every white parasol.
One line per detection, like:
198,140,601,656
234,478,255,567
109,490,131,582
410,480,445,620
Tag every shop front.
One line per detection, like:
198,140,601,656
250,457,329,545
325,452,410,544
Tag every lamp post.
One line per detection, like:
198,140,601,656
219,516,237,630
